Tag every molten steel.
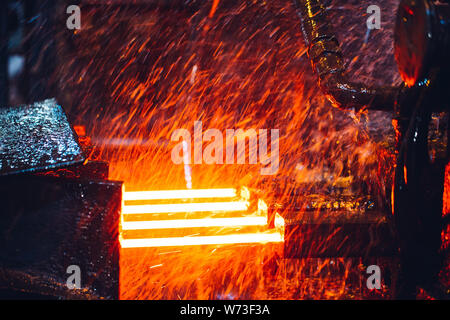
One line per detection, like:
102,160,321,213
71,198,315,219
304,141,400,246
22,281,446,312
120,232,283,248
122,201,250,214
123,188,237,201
120,187,284,249
121,216,268,230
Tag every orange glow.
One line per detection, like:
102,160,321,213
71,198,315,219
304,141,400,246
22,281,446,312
124,188,237,201
208,0,220,18
122,201,249,214
120,186,284,249
121,216,267,230
119,231,283,248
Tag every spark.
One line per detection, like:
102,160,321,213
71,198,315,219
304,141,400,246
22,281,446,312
209,0,221,18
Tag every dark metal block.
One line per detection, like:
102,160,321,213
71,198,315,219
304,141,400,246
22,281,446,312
260,179,396,258
0,0,8,107
0,99,85,177
282,210,396,258
0,175,122,299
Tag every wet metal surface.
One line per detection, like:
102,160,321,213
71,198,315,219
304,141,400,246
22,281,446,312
0,175,122,299
0,99,85,176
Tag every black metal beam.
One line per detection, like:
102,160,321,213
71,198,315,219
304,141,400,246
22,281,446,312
0,174,122,299
24,0,57,103
0,0,8,107
282,210,396,258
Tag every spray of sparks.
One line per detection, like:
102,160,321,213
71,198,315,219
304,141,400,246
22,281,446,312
49,0,417,299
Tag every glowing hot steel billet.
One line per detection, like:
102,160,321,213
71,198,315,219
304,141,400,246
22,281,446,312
121,216,267,230
120,186,284,248
122,201,249,215
123,188,237,201
119,232,283,248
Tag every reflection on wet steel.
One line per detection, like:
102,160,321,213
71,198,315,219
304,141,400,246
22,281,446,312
0,99,85,176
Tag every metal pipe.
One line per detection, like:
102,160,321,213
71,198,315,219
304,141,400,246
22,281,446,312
293,0,400,111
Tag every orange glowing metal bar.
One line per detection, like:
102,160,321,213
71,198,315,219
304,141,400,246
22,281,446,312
119,232,283,248
120,186,285,248
121,216,267,230
122,201,249,215
123,188,237,201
